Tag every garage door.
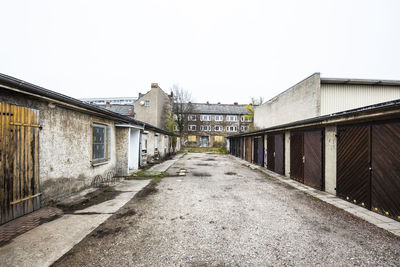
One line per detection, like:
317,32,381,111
253,136,264,167
245,137,252,162
290,132,304,183
274,134,285,175
267,133,275,171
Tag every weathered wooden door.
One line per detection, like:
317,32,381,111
0,103,40,224
274,133,285,175
303,130,323,190
337,125,371,209
371,122,400,220
267,133,275,171
290,132,304,183
245,137,252,162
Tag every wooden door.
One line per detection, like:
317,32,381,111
267,133,275,171
371,122,400,221
290,132,304,183
0,103,40,224
337,125,371,209
253,136,264,167
245,137,252,162
274,133,284,175
303,130,323,190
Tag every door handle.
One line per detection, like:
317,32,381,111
273,152,275,157
302,155,305,163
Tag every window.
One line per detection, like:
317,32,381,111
173,114,178,120
174,125,179,131
188,125,196,131
226,126,238,132
226,115,237,121
214,136,224,142
200,125,211,131
214,115,223,121
145,100,150,107
92,124,108,163
241,116,252,122
214,125,223,131
200,115,211,121
241,125,249,131
188,135,196,142
188,115,196,121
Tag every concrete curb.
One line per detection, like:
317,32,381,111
230,155,400,237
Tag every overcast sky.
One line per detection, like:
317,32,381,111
1,0,399,104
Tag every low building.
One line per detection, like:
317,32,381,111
0,73,177,225
255,73,400,128
179,102,253,147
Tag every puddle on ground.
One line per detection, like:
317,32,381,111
192,172,212,177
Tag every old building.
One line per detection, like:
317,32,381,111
80,97,137,105
133,83,172,129
255,73,400,128
179,102,253,147
228,75,400,222
0,73,177,225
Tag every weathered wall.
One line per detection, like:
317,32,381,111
116,127,130,176
284,131,291,177
0,90,119,204
324,126,337,195
133,87,171,129
254,73,321,128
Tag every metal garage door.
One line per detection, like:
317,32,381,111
253,136,264,167
1,103,40,224
267,133,275,171
245,137,252,162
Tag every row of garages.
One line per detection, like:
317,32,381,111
228,102,400,222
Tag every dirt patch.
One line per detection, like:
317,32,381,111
116,209,137,219
134,183,159,199
192,172,212,177
224,172,237,175
39,213,62,224
92,227,122,238
56,187,122,212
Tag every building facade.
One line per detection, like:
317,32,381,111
178,103,253,147
80,97,137,105
254,73,400,128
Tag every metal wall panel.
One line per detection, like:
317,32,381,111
321,84,400,115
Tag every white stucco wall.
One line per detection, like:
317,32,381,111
324,126,337,195
254,73,321,129
284,131,291,177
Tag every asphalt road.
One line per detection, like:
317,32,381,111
54,153,400,266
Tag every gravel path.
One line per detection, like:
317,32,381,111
54,153,400,266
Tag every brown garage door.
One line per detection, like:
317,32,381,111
253,136,264,167
371,122,400,220
245,137,252,162
304,130,323,190
274,133,285,175
290,132,304,183
337,125,371,209
267,133,274,171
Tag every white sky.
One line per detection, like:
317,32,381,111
1,0,399,104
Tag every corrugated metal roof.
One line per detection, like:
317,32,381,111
321,77,400,86
189,103,251,115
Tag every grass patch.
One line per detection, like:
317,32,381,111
151,177,162,184
126,170,166,180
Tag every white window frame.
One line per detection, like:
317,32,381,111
200,115,211,121
241,116,252,122
200,125,211,131
188,114,197,121
226,126,238,132
145,100,150,107
188,125,196,131
214,125,222,132
226,115,238,122
241,125,249,131
173,125,179,131
214,115,223,121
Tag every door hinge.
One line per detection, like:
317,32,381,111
302,155,305,163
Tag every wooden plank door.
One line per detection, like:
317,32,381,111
245,137,252,162
337,125,371,209
0,103,40,224
267,133,275,171
290,132,304,183
303,130,323,190
274,133,285,175
371,122,400,221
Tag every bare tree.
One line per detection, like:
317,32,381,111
171,84,193,141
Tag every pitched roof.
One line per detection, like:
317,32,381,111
188,103,251,115
97,104,134,116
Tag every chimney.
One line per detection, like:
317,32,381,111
105,101,111,109
217,102,221,104
206,101,209,104
234,102,238,105
128,108,132,115
151,83,158,88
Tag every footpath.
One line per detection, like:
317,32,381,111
0,153,184,267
